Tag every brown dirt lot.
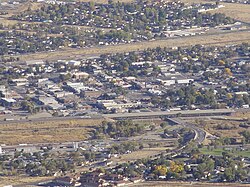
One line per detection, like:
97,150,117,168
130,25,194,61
1,2,42,16
134,181,249,187
202,119,245,138
112,147,173,163
0,119,102,145
212,3,250,23
0,176,53,187
232,111,250,119
78,0,135,3
174,0,250,23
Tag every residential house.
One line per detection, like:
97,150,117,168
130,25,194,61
54,175,81,187
25,60,45,66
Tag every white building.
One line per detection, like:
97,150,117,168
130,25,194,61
97,100,141,110
26,60,45,66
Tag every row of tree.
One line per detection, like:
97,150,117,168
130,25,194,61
93,120,146,139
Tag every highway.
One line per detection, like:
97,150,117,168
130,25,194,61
103,108,236,119
169,118,206,144
0,108,238,125
135,117,207,163
0,115,102,125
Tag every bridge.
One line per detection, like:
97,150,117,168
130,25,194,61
103,109,235,119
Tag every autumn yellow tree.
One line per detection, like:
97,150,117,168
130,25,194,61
226,93,233,99
169,161,184,173
224,68,233,76
218,60,226,66
153,165,167,176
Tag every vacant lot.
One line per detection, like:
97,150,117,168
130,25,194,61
187,112,250,139
232,111,250,118
0,119,102,145
0,176,53,187
78,0,135,3
212,3,250,23
189,119,244,138
111,147,172,164
202,119,245,138
176,0,250,23
134,181,249,187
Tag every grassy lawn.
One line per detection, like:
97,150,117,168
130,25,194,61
199,147,250,157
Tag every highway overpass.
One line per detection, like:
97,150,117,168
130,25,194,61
103,109,236,119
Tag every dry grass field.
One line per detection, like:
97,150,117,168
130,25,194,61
0,119,102,145
232,111,250,119
212,3,250,23
78,0,135,3
1,2,42,16
134,181,249,187
175,0,250,23
188,112,250,139
111,147,171,164
0,2,42,26
202,119,245,138
0,176,53,187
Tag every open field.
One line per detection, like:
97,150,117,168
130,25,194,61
176,0,250,23
191,119,244,138
9,30,250,61
0,176,53,187
0,2,42,16
134,181,250,187
111,147,171,163
78,0,135,3
212,3,250,23
0,2,42,26
187,112,250,139
0,119,102,145
232,111,250,119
